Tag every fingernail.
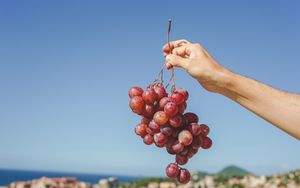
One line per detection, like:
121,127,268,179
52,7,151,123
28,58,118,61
166,63,171,69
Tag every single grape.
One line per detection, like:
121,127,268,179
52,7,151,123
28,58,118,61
174,88,189,101
129,96,144,115
143,134,154,145
128,87,144,98
142,88,158,105
172,140,184,154
143,104,155,118
187,123,201,136
154,85,167,100
166,138,177,155
159,97,172,109
191,135,203,149
180,117,188,128
199,124,210,137
178,130,193,146
172,128,180,138
177,101,187,114
177,168,191,184
160,126,173,137
183,112,199,124
155,142,165,148
202,137,212,149
148,120,161,133
166,163,180,179
166,137,176,148
134,123,148,138
171,92,185,105
179,146,189,156
153,111,169,126
154,132,168,146
140,116,151,124
176,154,189,165
187,148,198,158
169,114,183,128
146,127,154,136
166,145,176,155
164,102,178,117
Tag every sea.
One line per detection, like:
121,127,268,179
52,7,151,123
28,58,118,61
0,169,141,186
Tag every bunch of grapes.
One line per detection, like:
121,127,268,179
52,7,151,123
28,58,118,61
128,83,213,184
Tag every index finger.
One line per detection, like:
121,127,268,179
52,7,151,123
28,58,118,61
162,39,191,55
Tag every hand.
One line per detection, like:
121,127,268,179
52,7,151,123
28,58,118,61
163,39,231,93
164,40,300,140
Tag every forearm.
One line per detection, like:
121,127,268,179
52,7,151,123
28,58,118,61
216,69,300,140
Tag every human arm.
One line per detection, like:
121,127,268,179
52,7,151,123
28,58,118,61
163,39,300,140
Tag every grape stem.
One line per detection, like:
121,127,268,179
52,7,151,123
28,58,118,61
154,19,176,91
154,64,165,85
166,19,176,92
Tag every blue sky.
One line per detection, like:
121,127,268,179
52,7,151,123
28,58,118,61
0,1,299,177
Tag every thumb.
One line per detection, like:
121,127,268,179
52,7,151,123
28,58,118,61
165,54,189,69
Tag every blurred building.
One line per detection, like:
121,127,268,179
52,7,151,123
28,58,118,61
93,177,118,188
9,177,90,188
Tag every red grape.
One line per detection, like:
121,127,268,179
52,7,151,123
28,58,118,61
191,135,203,149
183,112,199,124
178,101,187,114
160,126,173,137
143,104,155,118
174,88,189,101
155,142,165,148
142,88,157,105
166,137,176,147
171,92,185,104
140,116,151,124
154,85,167,100
178,130,193,146
187,148,198,158
148,120,161,133
135,123,148,138
153,111,169,126
159,97,172,109
172,140,184,154
154,132,168,145
187,123,201,136
146,127,155,135
166,138,176,154
199,124,210,137
172,128,180,138
177,168,191,184
166,146,176,155
176,154,188,165
202,137,212,149
128,87,143,98
179,146,189,156
166,163,179,179
169,114,183,128
129,96,144,115
164,102,178,117
143,134,154,145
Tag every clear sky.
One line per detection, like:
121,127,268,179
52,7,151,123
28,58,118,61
0,1,299,177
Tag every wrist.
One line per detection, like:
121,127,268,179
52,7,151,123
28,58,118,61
214,67,237,96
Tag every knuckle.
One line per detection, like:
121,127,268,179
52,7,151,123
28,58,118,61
193,43,202,49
